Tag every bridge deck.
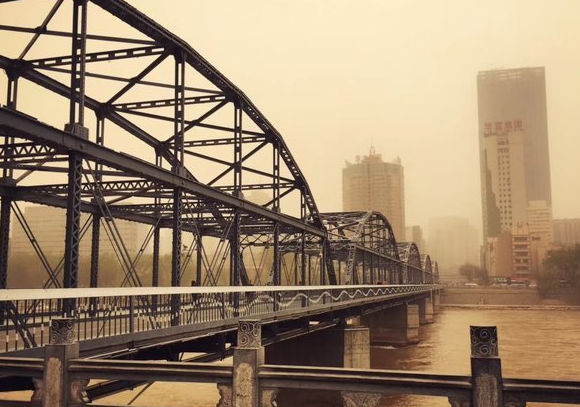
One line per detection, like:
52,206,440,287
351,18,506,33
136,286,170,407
0,284,440,357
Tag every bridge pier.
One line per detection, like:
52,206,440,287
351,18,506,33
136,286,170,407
434,290,441,313
360,303,419,346
33,318,88,407
418,295,434,325
264,323,371,407
265,323,370,368
232,319,264,407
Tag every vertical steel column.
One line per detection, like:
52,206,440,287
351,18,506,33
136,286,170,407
151,216,160,315
272,141,280,212
89,116,104,290
173,51,186,172
321,240,327,285
152,153,162,289
152,225,160,287
300,192,307,286
0,73,18,297
63,0,88,317
67,0,88,130
230,211,241,287
272,222,280,286
233,101,243,197
170,52,185,326
307,254,312,285
170,188,182,325
196,232,202,286
63,155,82,290
230,211,241,314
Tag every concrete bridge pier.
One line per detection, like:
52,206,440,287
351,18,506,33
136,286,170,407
32,318,88,407
434,290,441,313
360,303,419,346
263,322,373,407
417,295,434,325
265,323,370,368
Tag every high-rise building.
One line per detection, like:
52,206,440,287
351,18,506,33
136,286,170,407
478,67,553,280
427,217,479,282
342,147,405,240
553,219,580,247
406,225,427,254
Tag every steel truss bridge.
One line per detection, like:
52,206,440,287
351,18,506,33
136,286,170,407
0,0,439,363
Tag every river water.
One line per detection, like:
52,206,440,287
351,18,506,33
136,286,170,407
5,307,580,406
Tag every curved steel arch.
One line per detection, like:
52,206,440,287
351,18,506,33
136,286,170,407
0,0,327,295
320,211,401,284
421,254,432,284
432,261,440,283
421,254,432,273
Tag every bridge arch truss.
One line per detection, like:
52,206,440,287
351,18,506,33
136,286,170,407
321,211,401,285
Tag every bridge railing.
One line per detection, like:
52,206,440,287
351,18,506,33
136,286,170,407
0,284,439,353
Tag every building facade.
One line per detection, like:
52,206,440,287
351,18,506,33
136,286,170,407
553,219,580,247
478,67,553,281
342,147,405,240
427,216,479,282
406,225,427,254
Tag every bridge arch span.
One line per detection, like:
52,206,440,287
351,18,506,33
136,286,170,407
397,242,422,284
320,211,401,285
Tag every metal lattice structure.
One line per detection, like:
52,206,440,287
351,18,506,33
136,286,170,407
321,211,401,285
421,254,434,284
0,0,332,299
397,242,423,284
0,1,443,357
0,0,438,319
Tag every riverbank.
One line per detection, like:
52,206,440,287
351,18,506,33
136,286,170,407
442,287,542,305
442,286,580,306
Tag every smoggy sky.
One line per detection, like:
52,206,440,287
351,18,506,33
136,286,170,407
3,0,580,237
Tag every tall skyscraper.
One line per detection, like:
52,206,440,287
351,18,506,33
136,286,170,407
342,148,405,240
477,67,553,280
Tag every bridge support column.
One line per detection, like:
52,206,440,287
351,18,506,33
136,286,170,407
34,318,87,407
361,304,419,346
232,319,264,407
418,296,434,325
265,324,370,407
434,290,441,314
265,323,370,368
470,326,503,407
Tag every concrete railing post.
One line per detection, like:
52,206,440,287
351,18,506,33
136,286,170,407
232,319,268,407
470,326,503,407
34,318,88,407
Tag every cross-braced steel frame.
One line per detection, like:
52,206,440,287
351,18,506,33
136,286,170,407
0,1,438,336
0,0,330,308
321,211,404,285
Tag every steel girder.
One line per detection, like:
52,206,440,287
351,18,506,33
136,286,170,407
0,108,324,236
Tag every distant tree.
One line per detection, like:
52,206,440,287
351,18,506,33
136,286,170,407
539,245,580,298
458,263,489,285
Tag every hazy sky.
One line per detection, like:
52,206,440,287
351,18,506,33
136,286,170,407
3,0,580,238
